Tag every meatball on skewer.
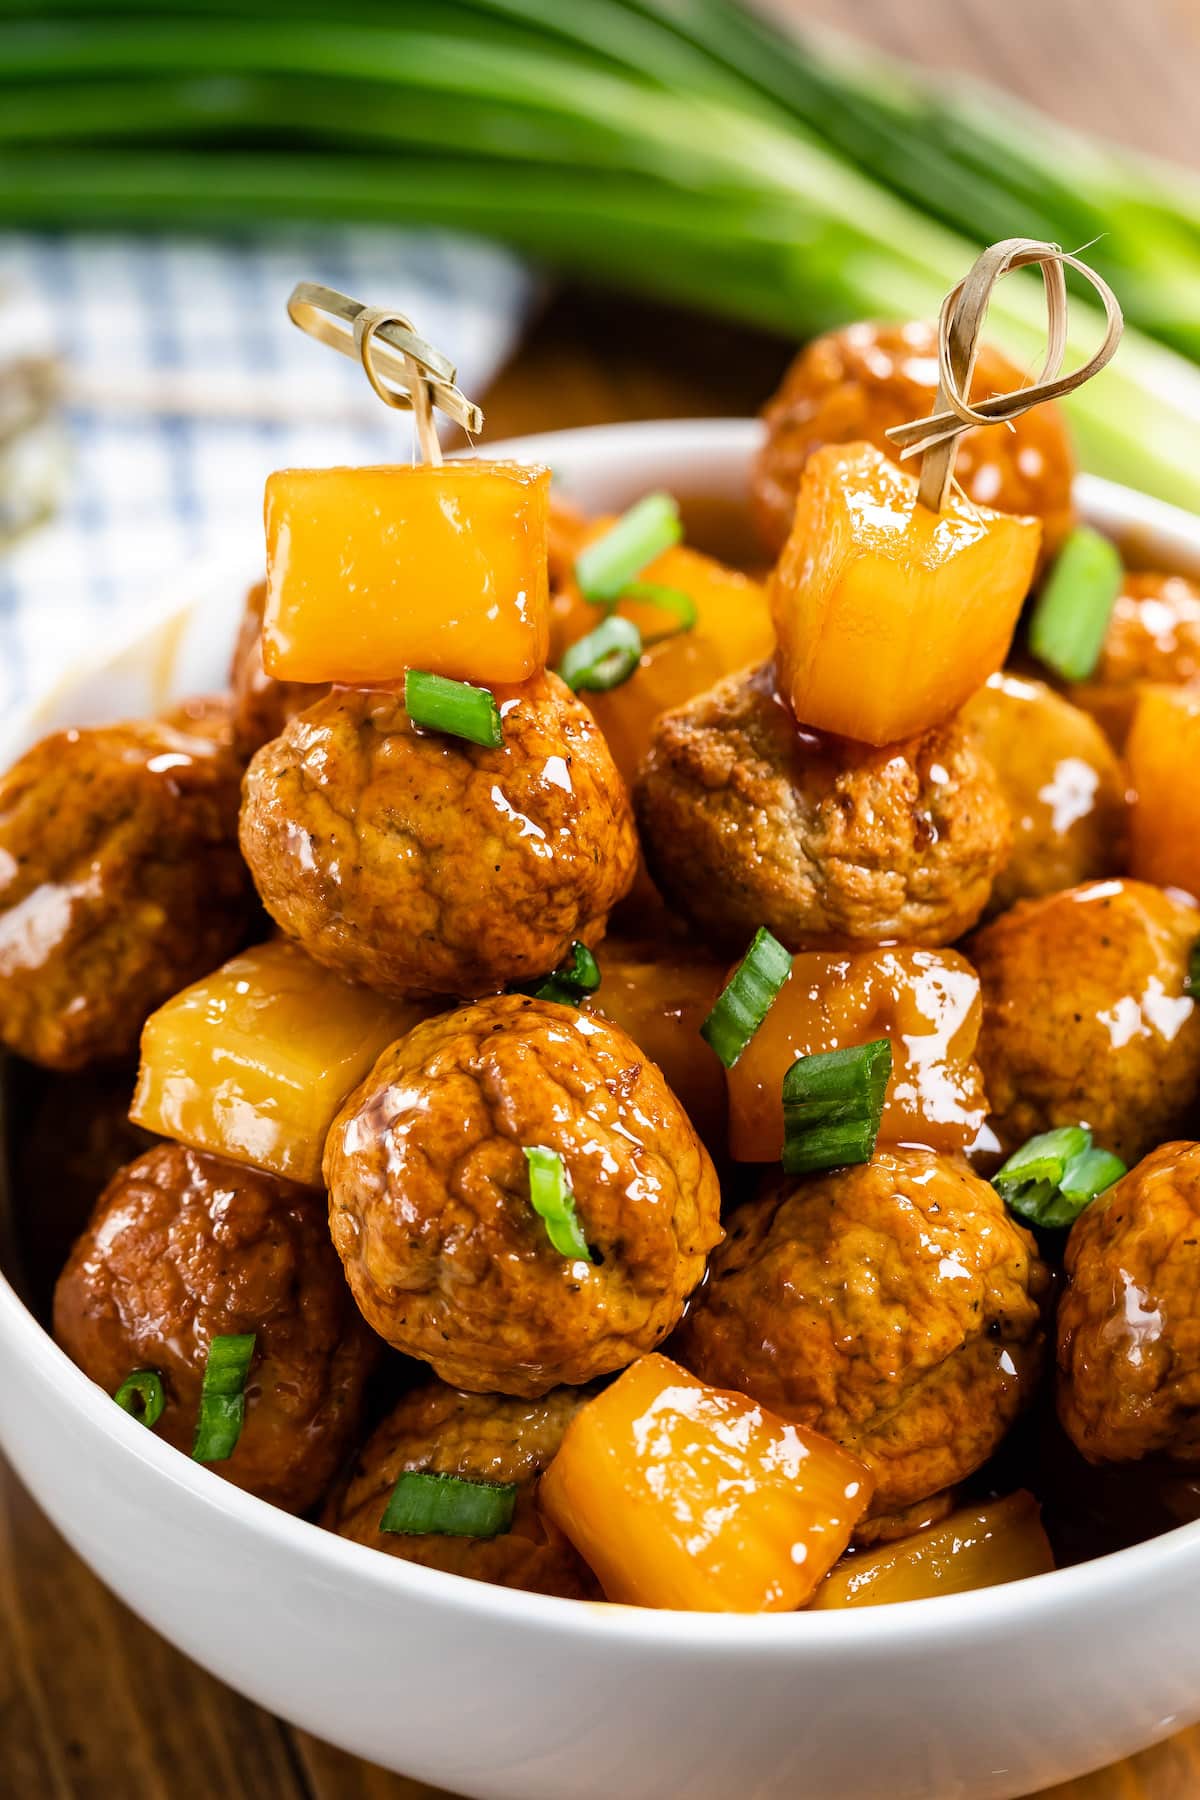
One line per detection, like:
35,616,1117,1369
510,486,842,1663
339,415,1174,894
635,660,1010,954
0,701,252,1070
326,1381,597,1598
54,1144,379,1514
324,994,722,1397
240,676,638,999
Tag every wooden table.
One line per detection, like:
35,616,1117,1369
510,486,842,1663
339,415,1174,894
5,0,1200,1794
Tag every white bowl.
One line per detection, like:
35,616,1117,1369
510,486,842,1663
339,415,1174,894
3,419,1200,1800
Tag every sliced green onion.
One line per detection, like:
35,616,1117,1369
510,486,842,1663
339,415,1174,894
992,1126,1125,1229
700,926,793,1068
557,615,643,692
574,493,682,603
527,940,601,1006
192,1332,256,1464
380,1470,517,1539
1186,938,1200,1000
1029,527,1124,683
113,1369,165,1430
622,580,698,644
523,1145,592,1262
404,669,502,749
781,1039,893,1177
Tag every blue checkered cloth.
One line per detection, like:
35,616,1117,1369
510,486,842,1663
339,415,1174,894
0,229,536,710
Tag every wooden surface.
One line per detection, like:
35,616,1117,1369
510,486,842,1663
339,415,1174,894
5,0,1200,1795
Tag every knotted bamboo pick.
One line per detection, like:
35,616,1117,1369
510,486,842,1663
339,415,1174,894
886,239,1123,513
286,280,484,467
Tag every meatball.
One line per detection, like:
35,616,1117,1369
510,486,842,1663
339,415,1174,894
240,676,638,1000
0,702,252,1070
229,579,327,759
634,660,1010,954
1067,571,1200,747
970,880,1200,1166
961,672,1128,914
324,993,722,1396
325,1380,597,1597
753,320,1075,561
53,1143,378,1513
675,1148,1048,1513
1058,1141,1200,1464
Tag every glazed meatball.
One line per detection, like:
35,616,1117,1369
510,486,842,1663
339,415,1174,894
1058,1141,1200,1464
753,320,1075,560
229,580,327,759
0,702,252,1070
675,1148,1048,1513
1067,571,1200,747
970,880,1200,1166
324,994,722,1396
325,1380,597,1597
634,660,1010,953
240,676,638,1000
961,673,1128,914
53,1143,378,1513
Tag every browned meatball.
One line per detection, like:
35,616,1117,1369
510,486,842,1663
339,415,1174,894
970,880,1200,1166
753,321,1075,561
961,673,1128,915
1067,571,1200,747
325,1380,597,1597
324,994,722,1396
634,660,1010,954
675,1148,1048,1513
229,580,327,759
1058,1141,1200,1464
53,1143,378,1513
240,677,638,1000
0,703,252,1070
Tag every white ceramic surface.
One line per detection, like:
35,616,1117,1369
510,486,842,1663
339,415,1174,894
2,419,1200,1800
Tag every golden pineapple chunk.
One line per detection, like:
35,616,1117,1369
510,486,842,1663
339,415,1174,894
131,940,431,1187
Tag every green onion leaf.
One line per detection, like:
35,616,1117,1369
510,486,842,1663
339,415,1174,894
574,493,682,603
621,580,698,644
192,1332,256,1464
557,615,642,692
1029,527,1124,683
1186,939,1200,1000
380,1470,517,1540
113,1369,165,1430
781,1039,893,1177
700,926,793,1068
523,1145,592,1262
405,669,502,749
526,940,601,1006
992,1126,1125,1229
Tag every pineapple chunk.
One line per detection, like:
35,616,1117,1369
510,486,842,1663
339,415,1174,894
263,461,550,685
539,1353,872,1611
770,442,1040,745
131,940,430,1187
810,1491,1053,1609
1127,683,1200,901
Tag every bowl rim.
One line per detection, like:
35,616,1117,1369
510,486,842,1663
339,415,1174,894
6,411,1200,1651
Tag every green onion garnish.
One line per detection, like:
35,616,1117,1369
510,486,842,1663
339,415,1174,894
700,926,793,1069
992,1127,1126,1229
781,1039,893,1177
527,940,601,1006
404,669,503,749
114,1369,165,1429
558,614,643,693
1029,527,1124,683
574,493,682,603
523,1145,592,1261
622,580,698,644
1186,939,1200,999
192,1332,256,1464
381,1470,517,1539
